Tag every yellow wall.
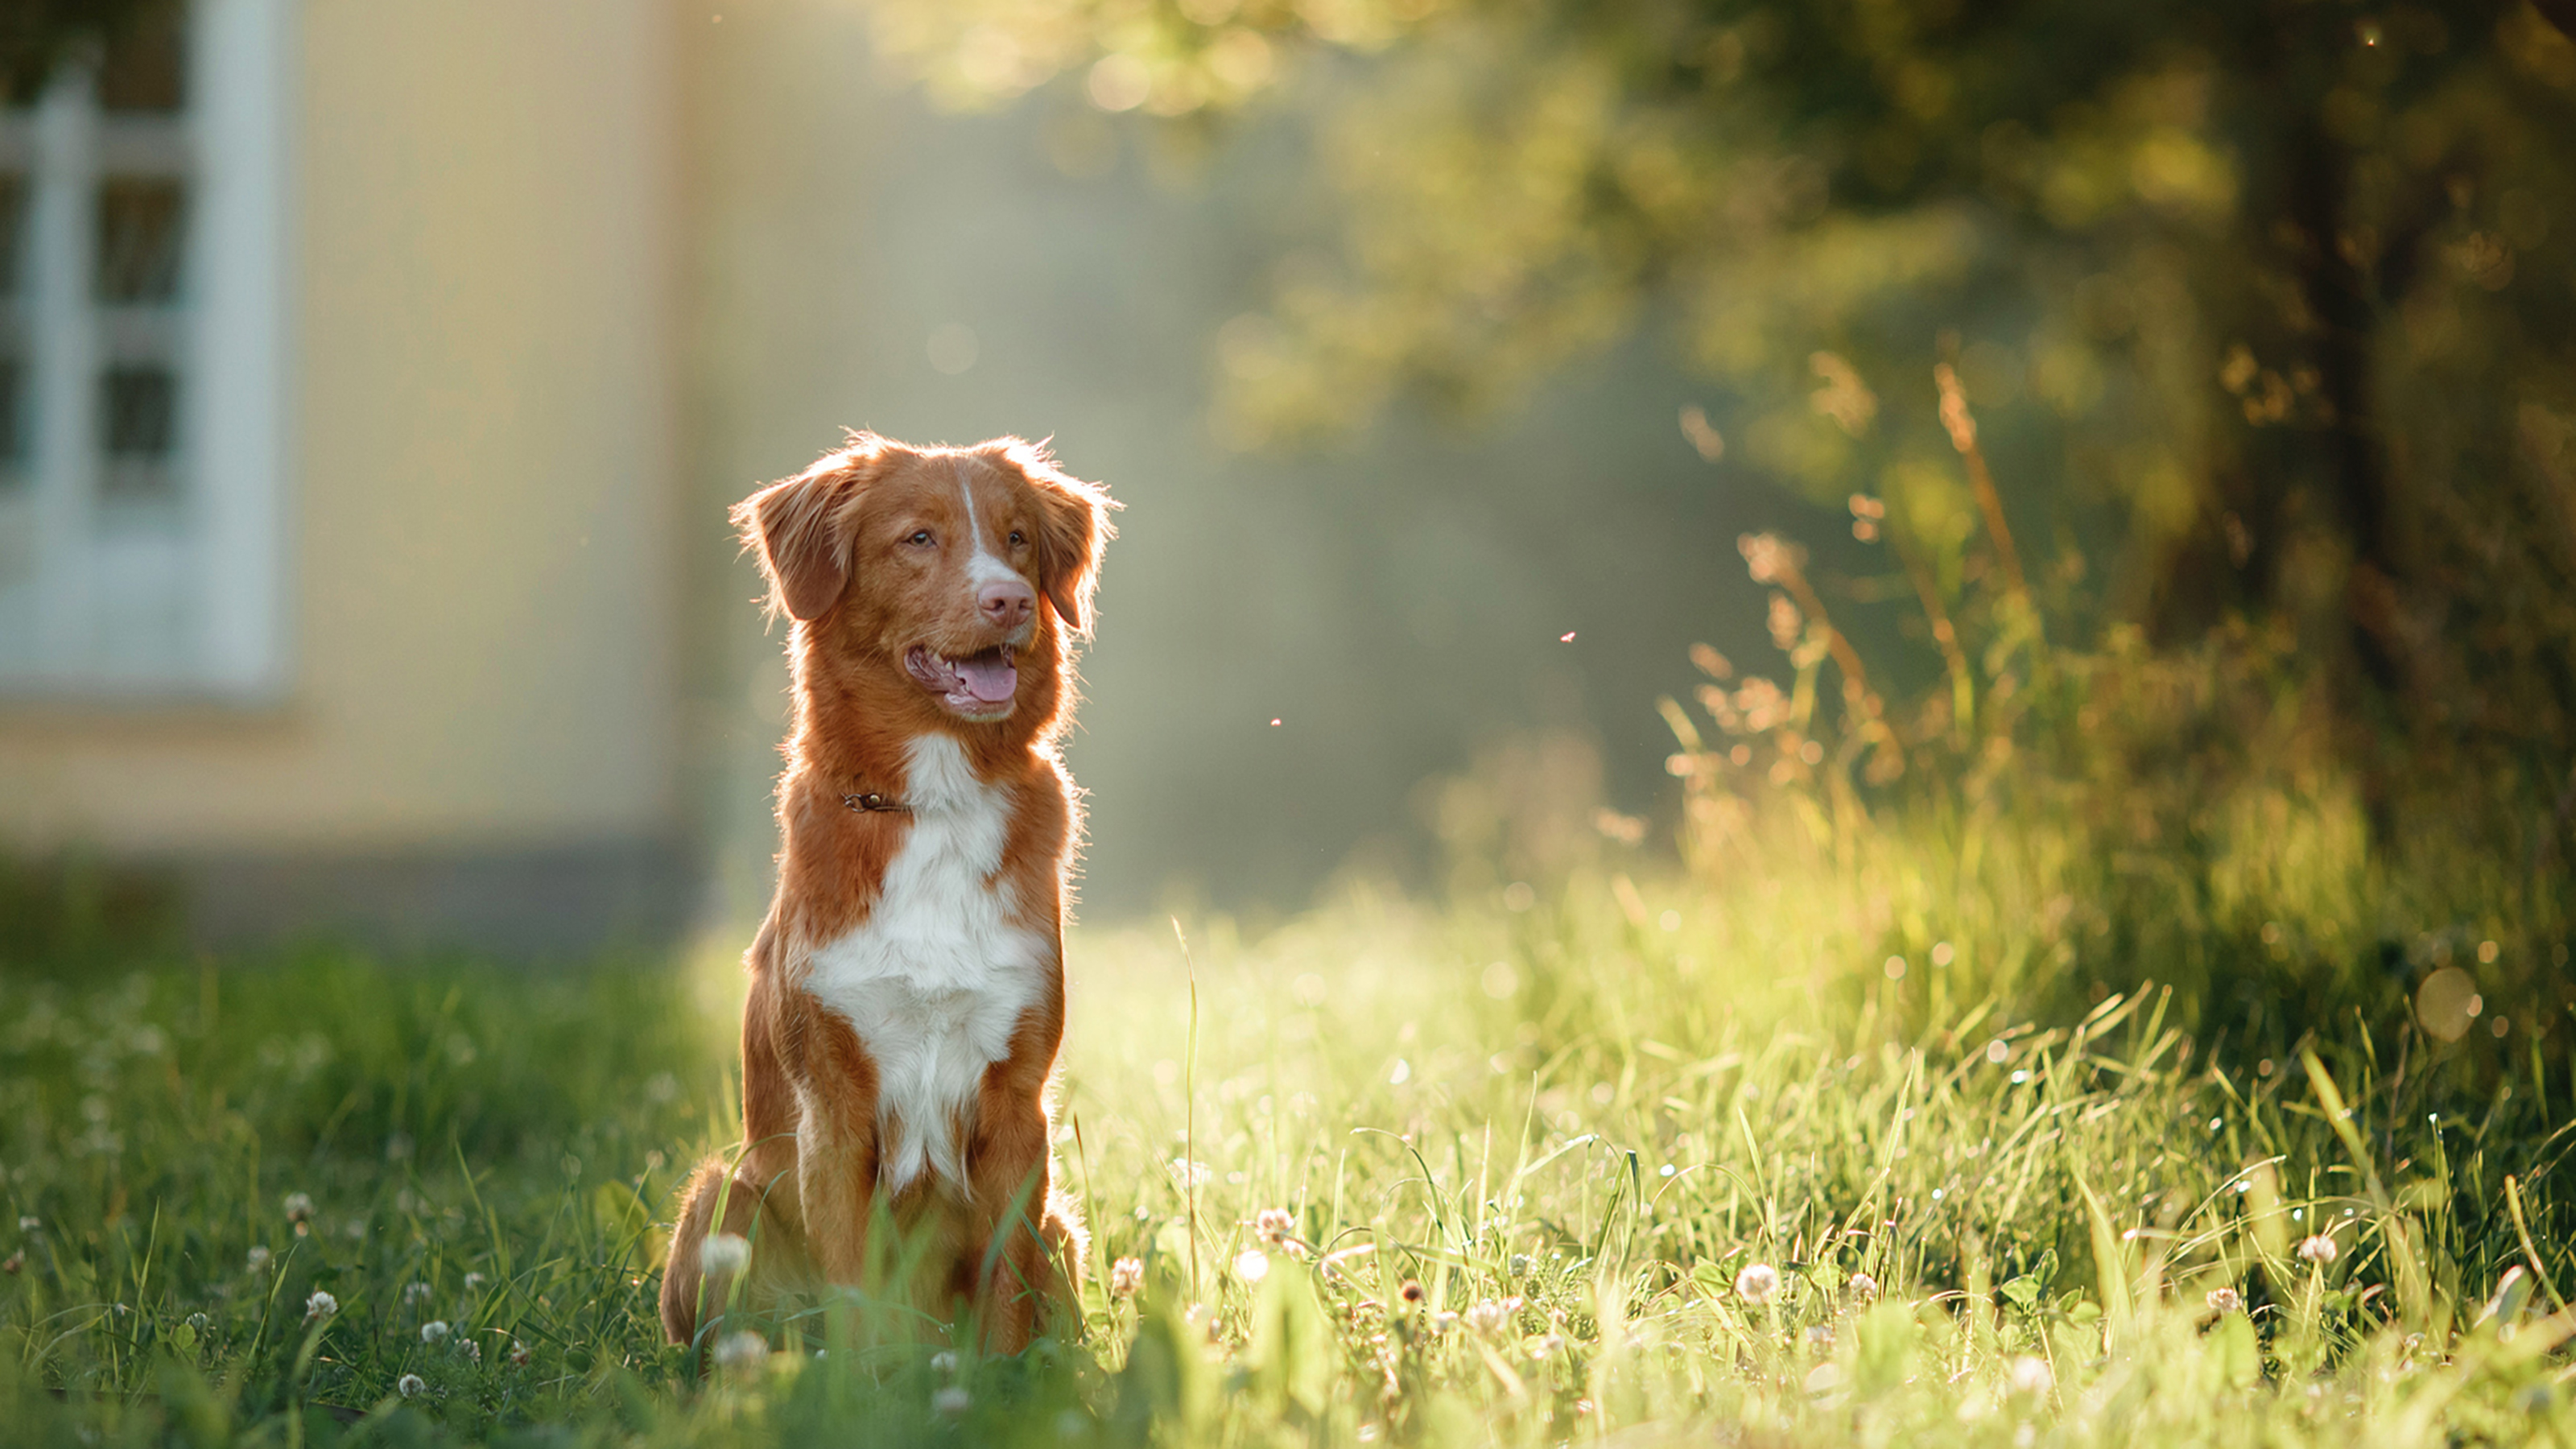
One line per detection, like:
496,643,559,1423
0,1,681,854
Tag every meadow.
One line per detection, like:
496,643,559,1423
8,486,2576,1446
3,816,2573,1447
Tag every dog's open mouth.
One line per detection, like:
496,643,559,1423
906,644,1018,716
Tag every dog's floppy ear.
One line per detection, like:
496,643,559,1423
732,437,887,621
993,439,1118,635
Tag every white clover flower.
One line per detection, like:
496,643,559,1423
1109,1257,1145,1298
463,1271,486,1292
397,1373,426,1397
933,1385,971,1417
2007,1355,2054,1396
712,1331,767,1371
459,1339,480,1362
283,1193,314,1224
2298,1233,2340,1265
245,1245,271,1272
1253,1208,1295,1246
1167,1158,1212,1191
2206,1286,2243,1315
507,1339,530,1367
930,1350,959,1376
186,1312,210,1330
1233,1248,1271,1284
1462,1298,1521,1338
1847,1271,1880,1302
402,1282,432,1304
303,1290,337,1323
420,1320,449,1344
700,1232,751,1276
1734,1262,1781,1304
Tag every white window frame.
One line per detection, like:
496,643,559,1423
0,0,292,703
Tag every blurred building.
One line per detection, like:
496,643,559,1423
0,0,1780,957
0,2,686,954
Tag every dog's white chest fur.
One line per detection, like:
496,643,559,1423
804,734,1051,1194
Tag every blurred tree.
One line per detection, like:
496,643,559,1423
870,0,2576,840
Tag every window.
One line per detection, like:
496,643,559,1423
0,0,291,700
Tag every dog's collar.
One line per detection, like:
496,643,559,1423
841,789,909,815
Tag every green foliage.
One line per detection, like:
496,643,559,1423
2,836,2574,1445
866,0,2576,857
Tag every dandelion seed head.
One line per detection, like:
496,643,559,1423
700,1232,750,1275
712,1331,767,1371
420,1320,449,1344
397,1373,426,1397
1233,1248,1270,1283
1734,1262,1781,1304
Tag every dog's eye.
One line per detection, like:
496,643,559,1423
1008,530,1026,548
907,530,935,547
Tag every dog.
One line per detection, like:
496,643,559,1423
661,431,1113,1356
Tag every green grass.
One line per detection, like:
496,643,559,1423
2,850,2573,1447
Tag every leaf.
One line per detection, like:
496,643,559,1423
1853,1301,1915,1398
1244,1266,1334,1417
1111,1296,1206,1443
2212,1311,2260,1389
2070,1168,2134,1338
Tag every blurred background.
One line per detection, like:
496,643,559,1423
0,0,2570,961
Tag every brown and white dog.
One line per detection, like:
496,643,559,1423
660,431,1112,1356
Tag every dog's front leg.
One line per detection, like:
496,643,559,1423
965,1061,1069,1354
794,1013,882,1287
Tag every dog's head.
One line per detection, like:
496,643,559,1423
733,433,1115,727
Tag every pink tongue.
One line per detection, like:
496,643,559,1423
956,651,1016,704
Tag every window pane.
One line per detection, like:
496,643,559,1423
0,175,23,295
101,365,176,459
96,178,187,303
0,358,22,468
98,6,188,114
